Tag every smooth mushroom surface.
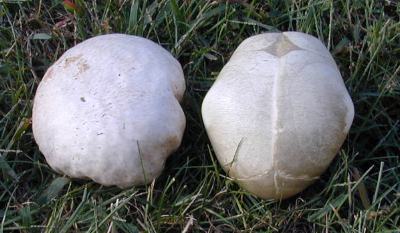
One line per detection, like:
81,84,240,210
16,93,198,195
32,34,186,188
202,32,354,199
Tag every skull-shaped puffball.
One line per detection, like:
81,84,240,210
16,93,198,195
202,32,354,199
33,34,186,188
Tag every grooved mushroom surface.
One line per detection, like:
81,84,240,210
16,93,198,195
201,32,354,199
32,34,186,188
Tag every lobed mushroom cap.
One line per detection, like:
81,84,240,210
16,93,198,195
202,32,354,199
33,34,186,187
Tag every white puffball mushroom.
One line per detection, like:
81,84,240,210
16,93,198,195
32,34,186,188
202,32,354,199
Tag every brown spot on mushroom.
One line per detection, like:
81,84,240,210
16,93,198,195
64,54,83,67
65,55,90,78
164,135,180,152
262,34,303,57
78,61,89,73
43,67,54,81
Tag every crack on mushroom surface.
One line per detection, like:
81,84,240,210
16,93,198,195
261,34,303,57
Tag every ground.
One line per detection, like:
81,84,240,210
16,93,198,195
0,0,399,232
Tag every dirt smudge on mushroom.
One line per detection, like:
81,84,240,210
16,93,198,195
43,67,54,81
78,61,89,74
64,54,83,67
164,135,180,152
64,54,90,77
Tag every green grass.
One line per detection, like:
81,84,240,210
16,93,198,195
0,0,399,232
